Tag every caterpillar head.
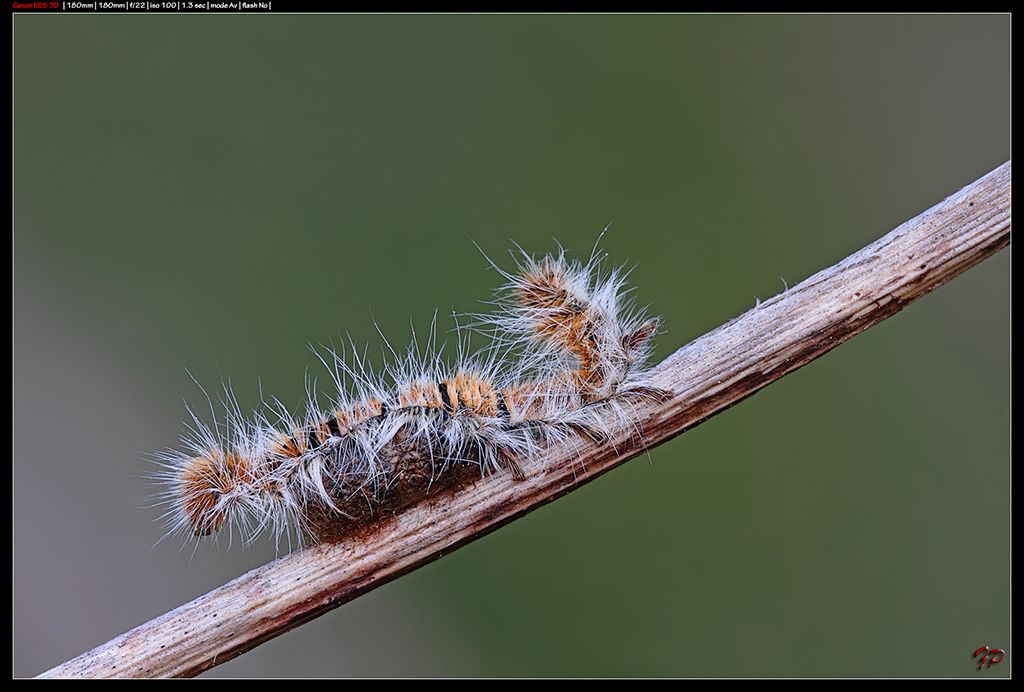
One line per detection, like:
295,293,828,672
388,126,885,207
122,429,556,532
622,318,660,362
575,317,660,402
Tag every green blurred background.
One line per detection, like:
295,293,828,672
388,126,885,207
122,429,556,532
14,14,1009,678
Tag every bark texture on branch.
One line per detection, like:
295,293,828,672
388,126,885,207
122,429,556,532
39,161,1011,679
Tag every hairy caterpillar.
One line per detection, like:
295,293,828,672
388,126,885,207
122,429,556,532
152,242,666,548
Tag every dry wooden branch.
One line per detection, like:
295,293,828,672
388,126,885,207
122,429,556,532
39,161,1011,679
